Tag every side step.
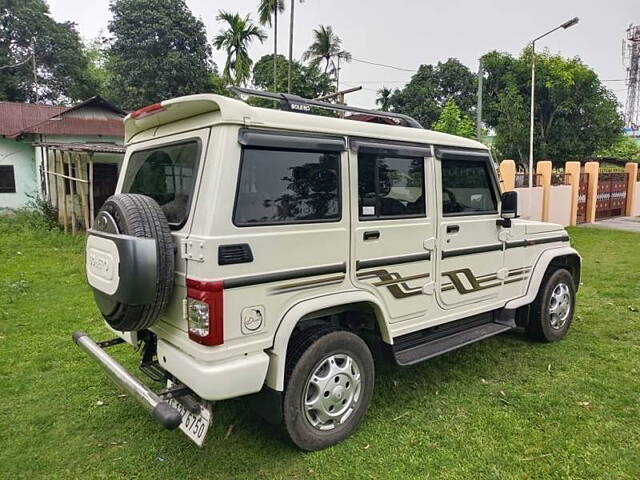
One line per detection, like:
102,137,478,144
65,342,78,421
392,319,514,367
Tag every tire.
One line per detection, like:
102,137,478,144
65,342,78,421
283,328,375,451
92,194,174,331
526,268,576,342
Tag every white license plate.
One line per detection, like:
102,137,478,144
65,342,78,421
167,397,212,447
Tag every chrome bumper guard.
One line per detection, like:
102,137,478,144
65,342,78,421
72,331,182,430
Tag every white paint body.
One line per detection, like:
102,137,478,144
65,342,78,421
106,94,580,401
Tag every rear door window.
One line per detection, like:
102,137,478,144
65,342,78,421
122,140,200,227
234,147,340,226
357,153,425,219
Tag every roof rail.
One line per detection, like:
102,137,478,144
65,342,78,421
230,87,423,129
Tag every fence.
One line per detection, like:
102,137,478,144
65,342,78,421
499,160,640,226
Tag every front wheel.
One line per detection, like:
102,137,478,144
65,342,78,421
283,329,375,451
526,268,576,342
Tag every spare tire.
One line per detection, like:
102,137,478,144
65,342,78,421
91,194,175,331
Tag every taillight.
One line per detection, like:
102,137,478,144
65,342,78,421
130,102,164,120
186,278,224,346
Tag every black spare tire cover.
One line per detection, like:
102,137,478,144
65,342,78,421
91,194,175,331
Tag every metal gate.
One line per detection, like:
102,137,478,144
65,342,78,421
576,173,589,224
596,173,628,219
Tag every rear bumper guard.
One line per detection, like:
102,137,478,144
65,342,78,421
72,331,182,430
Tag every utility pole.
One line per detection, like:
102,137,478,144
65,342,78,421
476,57,483,141
624,24,640,129
287,0,295,93
32,38,39,103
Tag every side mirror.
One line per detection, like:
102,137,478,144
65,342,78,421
497,191,518,228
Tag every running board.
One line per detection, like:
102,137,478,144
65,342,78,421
392,320,514,367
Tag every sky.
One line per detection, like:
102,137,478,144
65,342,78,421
47,0,639,110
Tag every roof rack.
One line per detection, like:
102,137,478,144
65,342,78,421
230,86,423,129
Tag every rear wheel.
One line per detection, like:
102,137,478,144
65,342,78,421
526,268,576,342
283,328,374,451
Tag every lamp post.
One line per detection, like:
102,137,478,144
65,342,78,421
528,17,579,206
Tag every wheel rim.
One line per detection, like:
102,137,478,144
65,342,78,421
302,353,362,431
548,282,571,330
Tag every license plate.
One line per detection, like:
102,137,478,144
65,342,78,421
167,396,212,447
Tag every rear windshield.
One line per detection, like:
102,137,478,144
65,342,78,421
122,140,199,227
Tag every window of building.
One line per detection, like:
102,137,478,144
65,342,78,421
441,159,498,215
357,153,425,219
0,165,16,193
234,147,341,226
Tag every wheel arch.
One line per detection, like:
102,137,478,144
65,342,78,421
264,291,390,391
505,246,581,311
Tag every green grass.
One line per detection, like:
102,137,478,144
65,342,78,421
1,214,639,479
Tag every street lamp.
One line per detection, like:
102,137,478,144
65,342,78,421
527,17,579,207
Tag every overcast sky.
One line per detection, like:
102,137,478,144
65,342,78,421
48,0,638,109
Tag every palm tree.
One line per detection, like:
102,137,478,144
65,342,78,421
302,25,351,87
213,11,267,86
257,0,285,91
376,87,393,112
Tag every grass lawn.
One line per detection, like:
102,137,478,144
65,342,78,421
0,215,639,479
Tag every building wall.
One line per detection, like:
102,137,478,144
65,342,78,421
633,182,640,217
0,137,37,210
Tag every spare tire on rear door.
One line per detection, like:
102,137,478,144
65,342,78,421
86,193,175,331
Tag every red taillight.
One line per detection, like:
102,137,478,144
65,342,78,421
130,102,164,119
186,278,224,346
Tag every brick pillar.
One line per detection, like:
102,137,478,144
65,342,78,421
499,160,516,192
536,161,552,221
624,162,638,216
565,161,581,226
584,161,599,223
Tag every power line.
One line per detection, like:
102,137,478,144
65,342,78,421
351,57,417,73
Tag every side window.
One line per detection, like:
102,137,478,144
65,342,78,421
234,148,340,225
0,165,16,193
441,159,498,215
358,153,425,219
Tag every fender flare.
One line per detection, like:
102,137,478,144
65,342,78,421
264,290,389,391
505,246,581,310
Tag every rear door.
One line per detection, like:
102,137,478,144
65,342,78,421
435,149,505,312
350,139,435,324
118,128,212,331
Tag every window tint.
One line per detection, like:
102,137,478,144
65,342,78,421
441,159,497,215
122,141,199,226
234,148,340,225
0,165,16,193
358,153,425,219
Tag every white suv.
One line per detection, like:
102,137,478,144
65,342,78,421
76,89,580,450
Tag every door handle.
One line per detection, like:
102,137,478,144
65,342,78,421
363,230,380,241
446,225,460,234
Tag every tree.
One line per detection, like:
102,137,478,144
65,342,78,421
107,0,213,111
376,87,392,112
252,54,332,101
482,49,623,164
390,58,476,129
302,25,351,87
213,11,266,87
596,135,640,162
257,0,285,91
433,99,475,138
0,0,97,103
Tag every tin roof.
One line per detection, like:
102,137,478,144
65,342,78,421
0,96,125,138
32,141,125,154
